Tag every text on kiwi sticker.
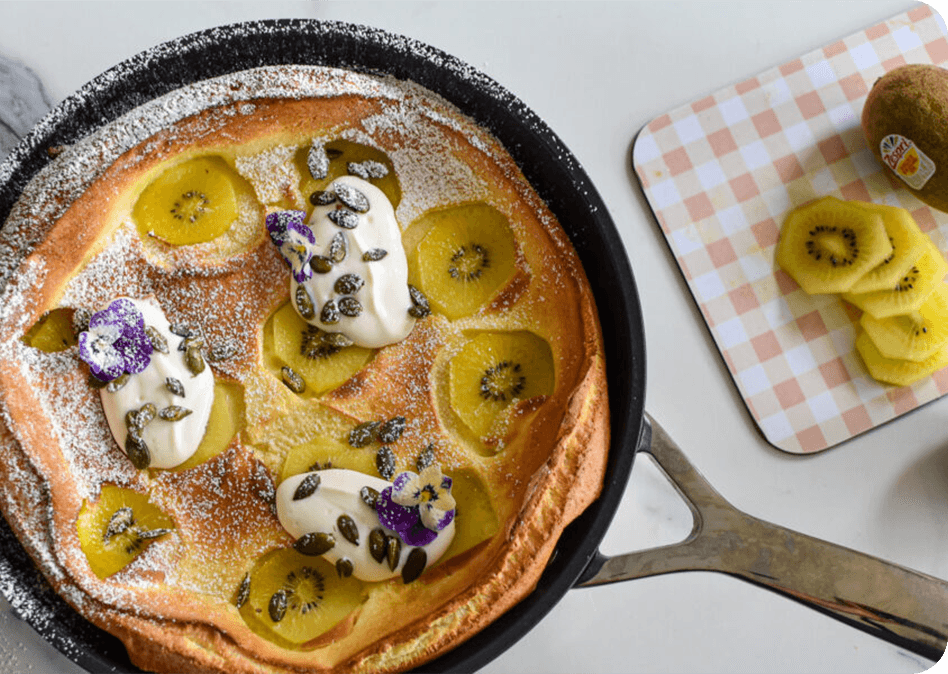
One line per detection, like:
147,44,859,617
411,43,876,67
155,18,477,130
881,134,935,190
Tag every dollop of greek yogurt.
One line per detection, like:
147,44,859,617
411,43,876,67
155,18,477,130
293,175,415,349
100,298,214,469
276,469,455,582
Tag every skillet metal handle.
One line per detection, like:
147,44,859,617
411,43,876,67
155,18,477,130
576,413,948,661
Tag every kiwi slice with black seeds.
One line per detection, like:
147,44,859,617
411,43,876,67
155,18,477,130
76,486,175,579
411,203,518,320
776,196,892,294
132,156,241,246
448,331,555,438
265,301,373,396
241,548,365,645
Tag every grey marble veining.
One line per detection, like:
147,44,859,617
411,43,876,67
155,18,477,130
0,50,51,161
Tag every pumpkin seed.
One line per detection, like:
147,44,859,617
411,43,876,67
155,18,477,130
295,285,315,320
268,590,287,623
376,446,396,480
207,341,237,362
235,573,250,608
334,183,370,213
329,231,348,263
294,532,336,556
334,274,364,295
320,299,340,324
88,374,108,389
378,416,406,444
328,208,359,230
281,366,306,394
310,189,336,206
169,323,197,338
360,486,380,510
335,558,354,579
138,527,172,540
416,443,436,471
125,434,151,470
408,285,431,318
145,325,169,354
293,473,321,501
322,331,354,348
402,547,428,584
301,326,343,360
338,296,362,318
136,402,157,427
158,405,192,422
386,535,402,571
125,403,155,436
106,373,130,393
165,377,185,397
178,334,205,353
72,308,92,336
125,409,140,434
348,420,380,448
363,248,387,262
104,507,134,542
185,346,205,376
337,515,359,546
368,528,387,564
311,255,333,274
307,143,330,180
347,160,389,179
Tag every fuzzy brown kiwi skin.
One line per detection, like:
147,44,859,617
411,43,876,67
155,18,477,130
863,64,948,213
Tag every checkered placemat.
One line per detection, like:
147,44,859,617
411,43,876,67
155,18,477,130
634,5,948,454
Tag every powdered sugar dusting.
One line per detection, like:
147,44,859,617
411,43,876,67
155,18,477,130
0,25,602,670
234,145,301,206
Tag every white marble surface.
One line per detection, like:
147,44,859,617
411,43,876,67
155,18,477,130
0,2,946,673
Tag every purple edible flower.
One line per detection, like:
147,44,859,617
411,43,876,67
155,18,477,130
266,210,315,283
376,466,456,547
77,298,153,382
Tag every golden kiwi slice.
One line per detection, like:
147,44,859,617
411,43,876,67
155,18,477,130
132,156,240,245
266,301,374,396
279,436,376,484
776,196,892,294
448,331,555,438
440,468,500,561
845,202,929,294
76,486,174,579
843,246,948,319
22,307,78,352
297,139,401,213
856,330,948,387
411,203,518,320
860,283,948,362
241,548,365,646
174,380,245,471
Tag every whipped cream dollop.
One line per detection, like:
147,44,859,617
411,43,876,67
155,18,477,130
99,298,214,469
292,176,415,349
276,469,455,582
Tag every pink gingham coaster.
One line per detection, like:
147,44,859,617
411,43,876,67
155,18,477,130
634,5,948,454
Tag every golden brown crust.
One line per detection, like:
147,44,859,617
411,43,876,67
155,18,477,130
0,66,609,673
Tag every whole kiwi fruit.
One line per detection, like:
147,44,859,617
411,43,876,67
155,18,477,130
863,63,948,212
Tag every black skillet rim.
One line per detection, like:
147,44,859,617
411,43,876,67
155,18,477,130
0,18,647,673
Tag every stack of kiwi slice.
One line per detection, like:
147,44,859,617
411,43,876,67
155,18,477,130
776,196,948,386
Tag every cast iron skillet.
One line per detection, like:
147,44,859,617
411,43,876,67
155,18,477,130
0,19,646,673
0,19,945,674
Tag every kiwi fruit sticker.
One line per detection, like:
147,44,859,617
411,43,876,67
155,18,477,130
880,134,935,191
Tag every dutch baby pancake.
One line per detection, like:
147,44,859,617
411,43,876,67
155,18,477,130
0,63,608,673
